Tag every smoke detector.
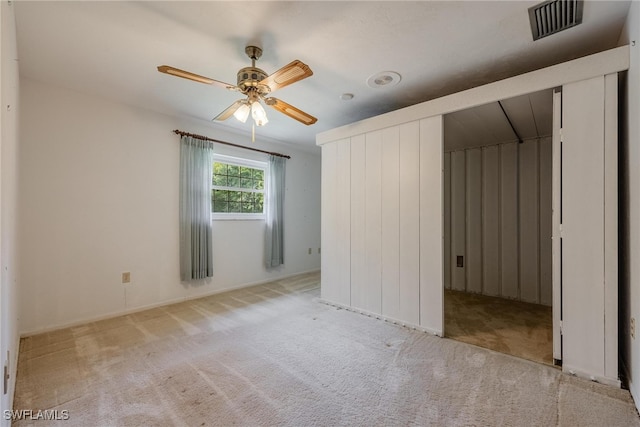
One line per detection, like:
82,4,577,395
367,71,401,88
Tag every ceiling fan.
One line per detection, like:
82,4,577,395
158,46,317,129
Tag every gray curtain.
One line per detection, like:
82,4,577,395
265,155,286,268
179,136,214,281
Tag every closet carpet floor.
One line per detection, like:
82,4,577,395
445,289,553,366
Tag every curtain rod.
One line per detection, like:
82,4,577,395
173,130,291,159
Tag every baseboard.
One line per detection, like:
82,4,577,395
2,336,20,427
632,381,640,417
562,364,622,388
318,299,443,337
20,269,320,337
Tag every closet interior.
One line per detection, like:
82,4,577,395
443,88,555,365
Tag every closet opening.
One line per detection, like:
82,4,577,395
442,88,556,366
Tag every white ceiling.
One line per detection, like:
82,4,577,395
13,1,631,150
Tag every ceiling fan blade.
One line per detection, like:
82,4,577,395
259,60,313,93
157,65,237,90
213,100,245,121
265,97,317,125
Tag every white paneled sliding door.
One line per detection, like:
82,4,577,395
381,121,422,325
364,131,383,314
398,122,420,325
321,116,444,333
561,74,618,385
562,76,605,379
443,152,452,290
420,116,444,335
350,135,367,310
336,141,352,306
381,126,401,320
552,89,562,362
320,141,338,303
321,139,351,306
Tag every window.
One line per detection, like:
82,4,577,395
211,154,267,220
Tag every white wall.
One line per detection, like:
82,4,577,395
619,0,639,411
444,138,552,306
18,78,321,335
0,1,20,424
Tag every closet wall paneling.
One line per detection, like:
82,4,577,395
466,148,483,294
350,135,367,310
482,145,501,297
450,151,466,291
398,122,421,325
364,131,383,314
519,140,540,303
500,142,519,299
321,141,339,303
443,152,452,290
444,139,552,305
335,140,352,306
381,126,401,320
319,117,444,331
419,116,444,334
539,137,553,306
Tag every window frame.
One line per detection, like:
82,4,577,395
211,154,268,221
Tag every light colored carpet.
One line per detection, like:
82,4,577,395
444,289,553,366
13,272,640,426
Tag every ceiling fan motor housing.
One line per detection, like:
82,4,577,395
237,67,270,93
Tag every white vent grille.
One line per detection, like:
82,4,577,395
529,0,583,41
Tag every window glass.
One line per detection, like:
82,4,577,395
211,155,266,219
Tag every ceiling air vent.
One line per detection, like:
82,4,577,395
528,0,583,41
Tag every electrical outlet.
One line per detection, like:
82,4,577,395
308,248,312,255
631,317,636,339
122,272,131,284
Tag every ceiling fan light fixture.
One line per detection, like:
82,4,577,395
233,102,250,123
159,46,315,127
251,101,268,126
